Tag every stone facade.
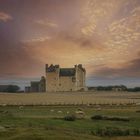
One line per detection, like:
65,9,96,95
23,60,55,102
25,76,46,93
25,86,31,92
45,64,86,92
39,76,46,92
30,81,40,92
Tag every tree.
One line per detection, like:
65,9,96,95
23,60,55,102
5,85,20,93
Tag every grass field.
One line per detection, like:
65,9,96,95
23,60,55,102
0,91,140,105
0,92,140,140
0,104,140,140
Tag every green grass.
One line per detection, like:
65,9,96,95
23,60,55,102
0,105,140,140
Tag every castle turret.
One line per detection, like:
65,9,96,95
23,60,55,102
46,64,60,92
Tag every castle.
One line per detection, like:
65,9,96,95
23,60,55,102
46,64,86,92
25,64,86,92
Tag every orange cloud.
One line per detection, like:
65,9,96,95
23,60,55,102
0,0,140,80
22,32,107,77
93,56,140,78
35,19,58,28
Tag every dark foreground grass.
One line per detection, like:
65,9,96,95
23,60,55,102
0,127,100,140
0,105,140,140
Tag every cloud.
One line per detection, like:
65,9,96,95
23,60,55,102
0,0,140,82
93,56,140,78
35,19,58,28
107,7,140,48
0,42,44,78
22,36,51,43
81,0,121,36
79,0,140,69
21,31,108,71
0,12,13,22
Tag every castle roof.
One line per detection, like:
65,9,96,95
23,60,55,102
59,68,75,77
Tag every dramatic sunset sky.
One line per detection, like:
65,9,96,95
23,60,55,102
0,0,140,88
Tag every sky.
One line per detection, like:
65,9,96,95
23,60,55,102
0,0,140,89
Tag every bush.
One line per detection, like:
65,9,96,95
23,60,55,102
64,115,76,121
106,116,129,122
91,127,140,136
91,115,129,122
91,115,103,120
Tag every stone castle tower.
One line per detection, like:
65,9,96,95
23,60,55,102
45,64,86,92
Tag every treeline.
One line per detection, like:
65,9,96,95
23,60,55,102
88,85,140,92
0,85,20,93
127,87,140,92
88,85,127,91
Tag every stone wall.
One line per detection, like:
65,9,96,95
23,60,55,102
58,76,76,91
46,64,86,92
